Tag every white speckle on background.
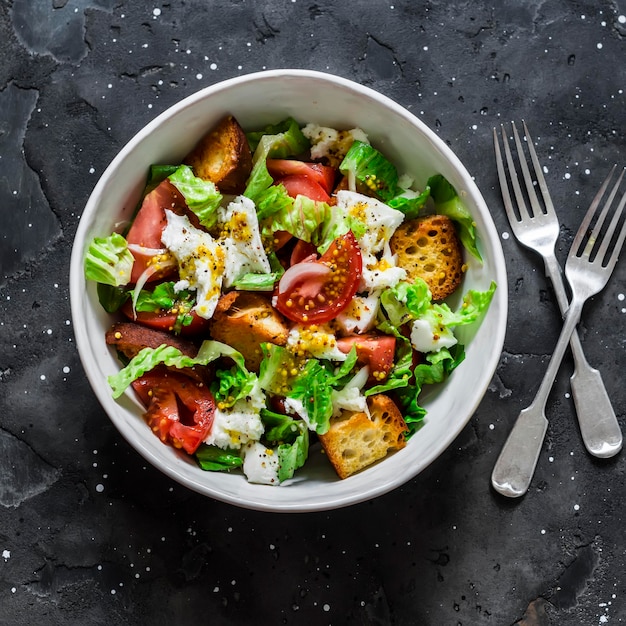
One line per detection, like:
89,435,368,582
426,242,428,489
619,15,626,24
502,232,510,240
210,63,217,70
597,43,603,49
196,73,203,80
2,550,10,560
96,484,104,493
153,8,161,17
323,604,330,612
574,503,580,511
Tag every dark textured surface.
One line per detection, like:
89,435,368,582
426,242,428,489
1,1,625,624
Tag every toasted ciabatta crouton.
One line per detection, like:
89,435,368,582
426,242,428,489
184,115,252,194
209,291,289,371
105,322,199,360
390,214,464,301
319,394,407,479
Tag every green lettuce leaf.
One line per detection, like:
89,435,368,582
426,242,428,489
257,344,359,435
96,283,130,313
168,164,223,229
277,427,309,482
427,174,481,261
212,365,259,409
261,194,331,244
244,118,310,202
84,232,134,287
108,340,249,399
195,445,243,471
232,272,281,292
339,140,401,202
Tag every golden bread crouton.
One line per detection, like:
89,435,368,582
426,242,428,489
319,394,407,479
390,214,464,301
209,291,289,371
184,115,252,194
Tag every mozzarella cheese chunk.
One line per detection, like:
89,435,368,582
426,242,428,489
301,124,370,166
287,325,347,361
242,442,280,485
203,399,265,450
410,317,458,353
161,210,224,319
336,294,380,334
217,195,271,288
335,190,405,257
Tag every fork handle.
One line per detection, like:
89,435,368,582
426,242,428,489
491,405,548,498
543,255,622,457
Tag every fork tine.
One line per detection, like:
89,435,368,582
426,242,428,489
497,124,531,221
585,168,625,264
521,121,557,217
597,186,626,270
511,121,550,218
493,126,521,224
571,165,619,257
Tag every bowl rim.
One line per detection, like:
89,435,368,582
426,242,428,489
70,68,508,512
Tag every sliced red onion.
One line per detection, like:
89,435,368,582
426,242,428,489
277,261,331,295
127,243,169,256
131,257,177,317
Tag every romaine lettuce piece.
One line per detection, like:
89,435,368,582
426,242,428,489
277,427,309,482
339,140,401,201
427,174,481,261
168,164,223,229
84,232,134,287
107,340,250,398
195,445,243,471
257,344,358,435
244,117,310,204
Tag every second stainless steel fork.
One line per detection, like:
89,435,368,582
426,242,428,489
493,121,622,459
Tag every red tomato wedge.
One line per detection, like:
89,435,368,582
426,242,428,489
274,231,362,324
126,179,187,283
266,159,336,194
275,175,330,203
289,239,318,266
132,369,215,454
120,300,211,337
336,335,396,381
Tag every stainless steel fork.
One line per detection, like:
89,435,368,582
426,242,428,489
494,121,623,459
491,165,626,497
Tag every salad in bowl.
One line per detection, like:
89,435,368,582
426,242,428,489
70,69,507,511
83,112,496,486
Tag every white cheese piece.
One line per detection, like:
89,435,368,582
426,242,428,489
283,397,311,430
287,325,347,361
217,195,271,288
336,293,380,334
301,124,369,166
335,190,405,257
410,317,458,353
242,442,280,485
331,365,371,418
203,399,265,450
161,210,225,319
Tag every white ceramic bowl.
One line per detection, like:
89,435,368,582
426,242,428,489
70,69,507,512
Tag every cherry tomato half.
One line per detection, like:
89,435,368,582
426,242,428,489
274,231,362,324
132,369,215,454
